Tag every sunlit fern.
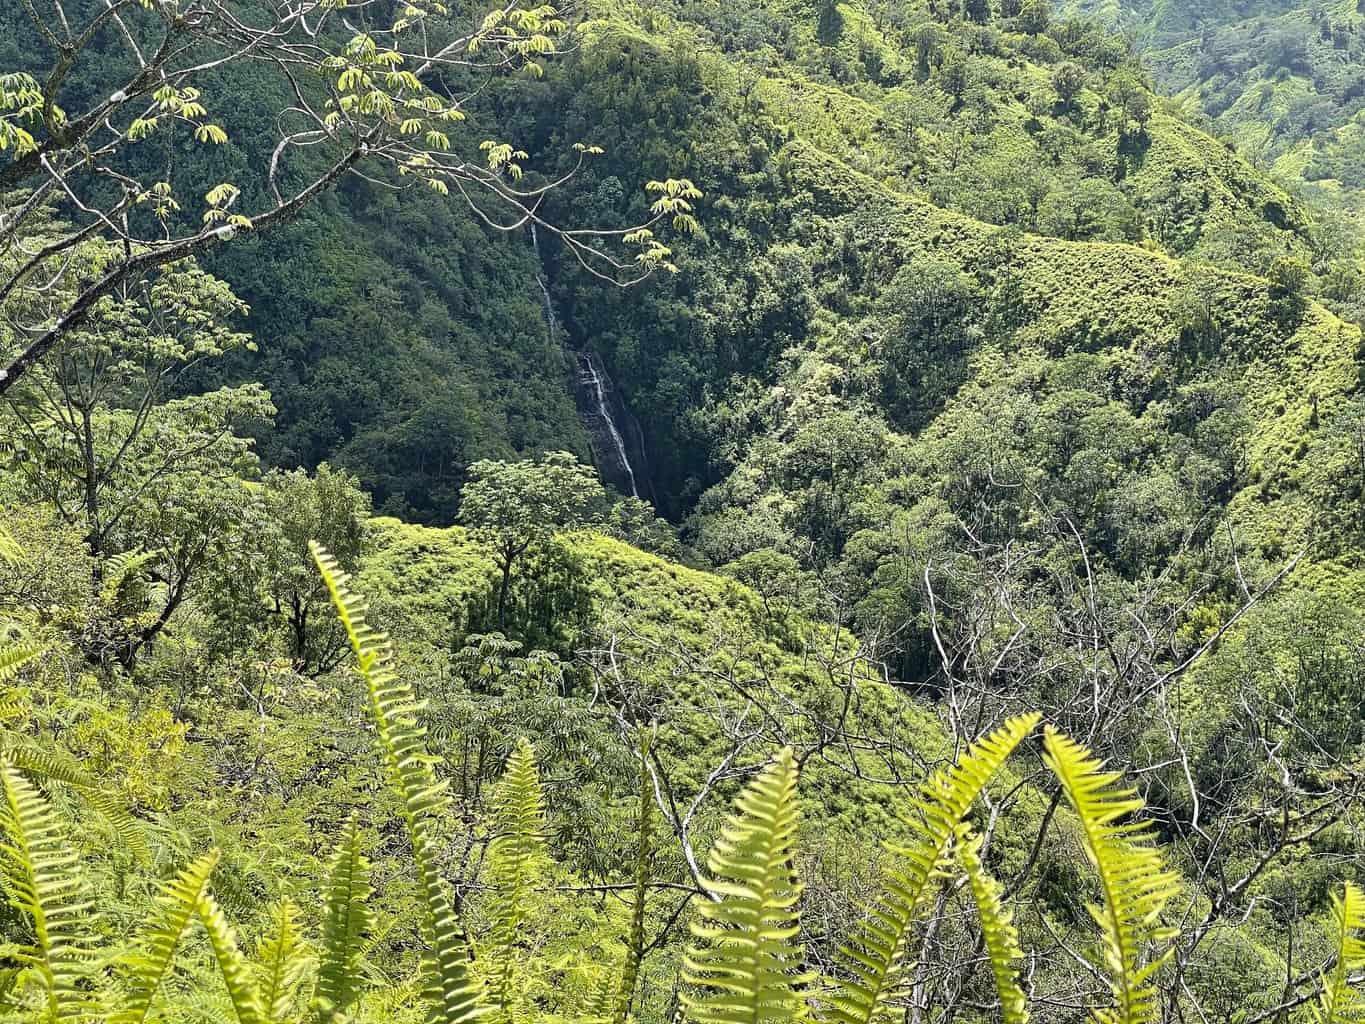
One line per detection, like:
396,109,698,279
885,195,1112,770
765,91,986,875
114,851,222,1024
485,737,548,1021
257,900,312,1024
1042,727,1180,1024
1311,882,1365,1024
314,816,374,1023
955,826,1028,1024
683,746,812,1024
612,731,655,1024
312,541,489,1024
829,712,1041,1024
0,760,99,1024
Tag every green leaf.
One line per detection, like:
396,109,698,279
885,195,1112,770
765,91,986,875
257,900,310,1024
486,738,547,1020
682,747,811,1024
956,827,1028,1024
114,851,220,1024
196,886,266,1024
0,761,99,1023
830,712,1040,1024
1043,727,1180,1024
314,816,373,1022
313,542,489,1024
1310,882,1365,1024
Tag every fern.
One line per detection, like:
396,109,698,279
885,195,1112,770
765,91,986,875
0,526,21,564
682,746,811,1024
955,827,1028,1024
2,743,149,862
257,900,310,1024
196,885,266,1024
1311,883,1365,1024
830,712,1040,1024
1042,727,1179,1024
486,737,548,1020
312,541,489,1024
0,761,98,1023
0,640,42,684
314,815,374,1023
613,732,655,1024
114,851,221,1024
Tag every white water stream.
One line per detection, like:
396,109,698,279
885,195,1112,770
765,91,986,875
531,224,640,498
577,351,638,498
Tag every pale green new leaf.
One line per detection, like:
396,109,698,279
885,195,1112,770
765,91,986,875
312,542,488,1024
830,712,1041,1024
1311,882,1365,1024
314,815,374,1023
955,827,1028,1024
1042,727,1179,1024
486,738,547,1020
196,887,266,1024
114,851,220,1024
0,761,99,1023
683,747,811,1024
257,900,310,1024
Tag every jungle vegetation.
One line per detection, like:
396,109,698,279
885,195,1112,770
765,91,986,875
2,0,1365,1022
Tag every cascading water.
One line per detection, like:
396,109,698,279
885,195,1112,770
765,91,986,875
576,350,639,498
530,224,648,500
531,224,559,341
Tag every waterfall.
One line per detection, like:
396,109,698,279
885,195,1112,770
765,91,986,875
530,223,648,500
531,224,558,342
577,351,639,498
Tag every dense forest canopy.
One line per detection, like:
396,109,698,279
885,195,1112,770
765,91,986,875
1,0,1365,1022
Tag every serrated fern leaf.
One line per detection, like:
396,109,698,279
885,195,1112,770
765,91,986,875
682,746,810,1024
2,744,148,862
315,815,374,1023
196,886,266,1024
114,850,220,1024
486,738,547,1020
1311,883,1365,1024
0,761,98,1023
312,542,488,1024
830,712,1040,1024
0,641,42,684
613,733,655,1024
955,827,1028,1024
257,899,310,1024
1042,727,1179,1024
0,527,21,564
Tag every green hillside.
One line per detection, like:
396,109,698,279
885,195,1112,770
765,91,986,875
2,0,1365,1020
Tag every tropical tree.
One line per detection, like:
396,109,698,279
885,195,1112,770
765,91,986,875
458,452,606,631
0,0,700,394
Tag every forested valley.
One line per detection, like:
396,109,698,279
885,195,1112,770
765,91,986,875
2,0,1365,1021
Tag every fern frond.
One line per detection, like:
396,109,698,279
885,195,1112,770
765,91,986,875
99,550,158,604
613,732,655,1024
195,886,266,1024
0,640,42,683
314,815,374,1023
312,542,489,1024
579,977,616,1024
0,760,99,1024
682,747,810,1024
114,851,220,1024
955,827,1028,1024
0,527,21,564
1311,882,1365,1024
1042,727,1179,1024
257,899,310,1024
486,737,547,1020
830,713,1041,1024
2,743,148,862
